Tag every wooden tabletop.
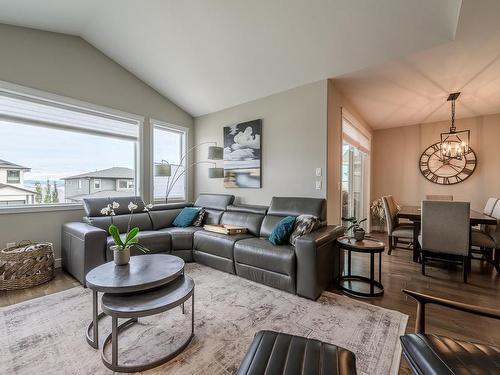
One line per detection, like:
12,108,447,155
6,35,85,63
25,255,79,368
337,236,385,252
397,205,497,225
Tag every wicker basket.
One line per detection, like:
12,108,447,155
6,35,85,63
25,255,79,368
0,241,54,291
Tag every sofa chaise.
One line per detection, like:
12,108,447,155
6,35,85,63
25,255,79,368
62,194,344,300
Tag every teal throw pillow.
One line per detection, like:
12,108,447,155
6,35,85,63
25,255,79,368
269,216,296,245
173,207,200,227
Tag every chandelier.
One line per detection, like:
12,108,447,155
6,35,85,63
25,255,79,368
440,92,470,161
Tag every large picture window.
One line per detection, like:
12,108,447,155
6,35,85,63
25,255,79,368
153,123,187,202
0,86,140,207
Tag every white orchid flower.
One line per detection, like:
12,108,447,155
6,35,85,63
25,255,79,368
128,202,138,211
112,201,120,209
143,203,154,212
100,207,109,215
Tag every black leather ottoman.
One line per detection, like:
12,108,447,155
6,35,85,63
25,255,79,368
236,330,357,375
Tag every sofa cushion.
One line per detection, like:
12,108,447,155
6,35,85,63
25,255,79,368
194,193,234,210
173,207,201,227
220,211,265,237
112,212,153,232
159,227,202,249
269,216,296,245
84,216,112,231
268,197,326,220
194,230,253,260
106,230,171,255
149,205,184,230
234,238,296,276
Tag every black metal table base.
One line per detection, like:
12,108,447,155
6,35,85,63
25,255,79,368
338,275,384,297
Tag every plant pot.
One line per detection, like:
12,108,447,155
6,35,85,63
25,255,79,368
353,229,365,241
112,246,130,266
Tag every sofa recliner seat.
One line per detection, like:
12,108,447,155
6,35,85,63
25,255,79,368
62,194,344,299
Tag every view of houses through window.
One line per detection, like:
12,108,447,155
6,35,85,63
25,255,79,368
0,120,136,206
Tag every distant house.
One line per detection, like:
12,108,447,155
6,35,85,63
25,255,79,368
62,167,135,202
0,159,36,205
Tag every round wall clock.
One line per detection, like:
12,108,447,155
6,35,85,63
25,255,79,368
419,142,477,185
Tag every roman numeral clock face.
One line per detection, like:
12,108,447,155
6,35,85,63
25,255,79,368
419,142,477,185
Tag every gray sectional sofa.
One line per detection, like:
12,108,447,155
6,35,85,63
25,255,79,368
62,193,344,300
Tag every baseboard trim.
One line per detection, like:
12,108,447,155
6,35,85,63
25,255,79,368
55,258,62,268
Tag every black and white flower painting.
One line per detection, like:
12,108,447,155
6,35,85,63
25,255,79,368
223,119,262,188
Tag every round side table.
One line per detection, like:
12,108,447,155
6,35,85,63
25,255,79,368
337,236,385,298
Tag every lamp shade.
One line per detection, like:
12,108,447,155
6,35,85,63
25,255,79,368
208,146,223,160
154,163,171,177
208,167,224,178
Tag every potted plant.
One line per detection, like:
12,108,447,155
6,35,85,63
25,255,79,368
343,216,367,241
100,201,152,265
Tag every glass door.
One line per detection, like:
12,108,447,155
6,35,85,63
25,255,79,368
341,141,367,228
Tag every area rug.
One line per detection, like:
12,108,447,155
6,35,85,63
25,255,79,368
0,263,407,375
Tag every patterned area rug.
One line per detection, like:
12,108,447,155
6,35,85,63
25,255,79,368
0,263,407,375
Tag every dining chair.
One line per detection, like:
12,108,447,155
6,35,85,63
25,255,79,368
382,195,414,255
419,201,470,282
471,202,500,273
425,194,454,201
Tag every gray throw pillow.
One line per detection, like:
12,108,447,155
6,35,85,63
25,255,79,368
289,215,320,245
192,208,206,227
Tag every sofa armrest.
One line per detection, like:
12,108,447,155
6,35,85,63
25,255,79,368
295,225,345,300
61,222,108,286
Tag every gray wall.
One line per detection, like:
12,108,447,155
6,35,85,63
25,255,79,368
194,80,328,205
0,24,193,262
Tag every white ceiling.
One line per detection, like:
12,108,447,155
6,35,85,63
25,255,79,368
335,0,500,129
0,0,462,117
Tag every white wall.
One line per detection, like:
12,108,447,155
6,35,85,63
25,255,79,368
194,81,328,205
0,24,193,261
372,113,500,213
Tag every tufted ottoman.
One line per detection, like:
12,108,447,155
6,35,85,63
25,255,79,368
236,330,357,375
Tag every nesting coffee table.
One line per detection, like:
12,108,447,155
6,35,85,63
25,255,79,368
85,254,194,372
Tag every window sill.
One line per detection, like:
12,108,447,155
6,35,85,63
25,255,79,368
0,203,84,215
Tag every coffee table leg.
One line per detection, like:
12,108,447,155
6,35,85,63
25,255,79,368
182,303,185,314
191,292,195,335
379,252,382,283
112,317,118,367
347,250,352,277
370,253,374,296
86,290,102,349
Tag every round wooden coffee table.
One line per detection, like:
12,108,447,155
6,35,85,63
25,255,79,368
85,254,185,349
337,236,385,298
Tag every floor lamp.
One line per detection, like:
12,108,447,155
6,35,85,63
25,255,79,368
154,142,224,203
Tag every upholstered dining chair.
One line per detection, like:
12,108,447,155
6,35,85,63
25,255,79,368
419,201,470,282
425,194,454,201
471,201,500,273
382,195,414,255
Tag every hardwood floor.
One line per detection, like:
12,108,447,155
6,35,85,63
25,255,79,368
1,236,499,375
328,232,500,375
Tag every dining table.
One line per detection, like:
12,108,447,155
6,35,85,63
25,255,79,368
397,205,498,263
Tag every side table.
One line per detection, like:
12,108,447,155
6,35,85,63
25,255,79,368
337,236,385,297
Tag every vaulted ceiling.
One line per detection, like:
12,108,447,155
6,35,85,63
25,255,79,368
0,0,462,117
335,0,500,129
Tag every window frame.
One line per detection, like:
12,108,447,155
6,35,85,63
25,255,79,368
93,179,101,190
150,119,189,203
0,80,144,214
6,170,21,184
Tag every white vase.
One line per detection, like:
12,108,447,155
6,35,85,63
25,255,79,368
112,246,131,266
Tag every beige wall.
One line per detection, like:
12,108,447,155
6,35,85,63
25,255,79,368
0,24,194,261
327,80,373,224
194,81,328,205
372,114,500,212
